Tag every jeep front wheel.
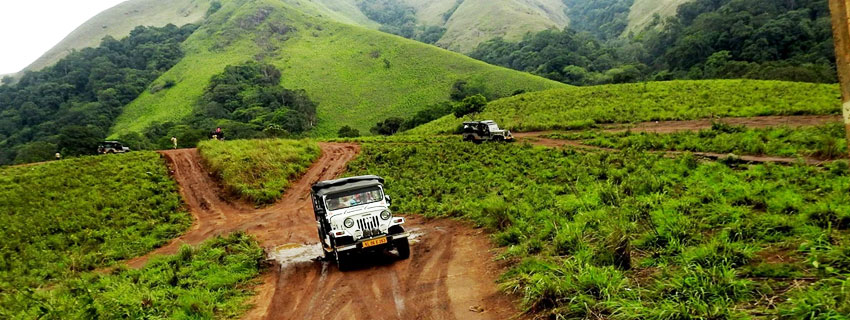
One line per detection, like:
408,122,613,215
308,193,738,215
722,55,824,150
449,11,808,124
335,251,351,271
395,238,410,259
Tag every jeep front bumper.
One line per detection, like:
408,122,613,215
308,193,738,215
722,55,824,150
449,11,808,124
336,232,409,252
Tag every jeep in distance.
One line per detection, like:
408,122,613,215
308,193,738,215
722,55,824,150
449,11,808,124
311,175,409,270
462,120,514,143
97,141,130,154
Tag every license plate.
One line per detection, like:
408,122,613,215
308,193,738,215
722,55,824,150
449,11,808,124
362,237,388,248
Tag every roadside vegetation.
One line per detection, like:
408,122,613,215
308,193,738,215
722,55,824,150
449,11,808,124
548,122,848,160
0,152,191,315
198,139,321,205
347,141,850,318
411,80,840,134
13,233,264,319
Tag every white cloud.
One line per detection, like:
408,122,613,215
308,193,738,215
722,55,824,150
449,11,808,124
0,0,126,75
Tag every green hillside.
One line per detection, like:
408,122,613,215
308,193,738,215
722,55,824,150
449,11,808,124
110,0,565,137
434,0,569,52
411,80,842,133
21,0,210,74
625,0,691,35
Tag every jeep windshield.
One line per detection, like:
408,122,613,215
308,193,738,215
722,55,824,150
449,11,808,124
326,187,383,211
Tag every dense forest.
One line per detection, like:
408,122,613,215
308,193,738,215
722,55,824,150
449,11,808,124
126,61,317,149
0,24,197,165
356,0,446,44
563,0,634,40
471,0,836,85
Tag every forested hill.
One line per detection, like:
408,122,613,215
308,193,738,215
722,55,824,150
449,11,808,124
0,25,197,165
470,0,836,86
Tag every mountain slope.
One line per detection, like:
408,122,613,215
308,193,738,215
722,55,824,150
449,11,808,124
432,0,569,52
109,0,566,137
625,0,691,35
21,0,211,74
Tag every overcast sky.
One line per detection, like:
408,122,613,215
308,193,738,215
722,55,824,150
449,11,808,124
0,0,127,75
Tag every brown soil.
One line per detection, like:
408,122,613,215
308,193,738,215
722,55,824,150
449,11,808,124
125,142,524,320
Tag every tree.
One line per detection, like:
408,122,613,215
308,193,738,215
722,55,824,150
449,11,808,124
58,126,104,156
370,117,405,135
453,94,487,118
338,125,361,138
13,141,56,164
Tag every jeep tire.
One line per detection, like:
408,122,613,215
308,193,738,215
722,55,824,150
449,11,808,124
395,238,410,260
335,250,351,271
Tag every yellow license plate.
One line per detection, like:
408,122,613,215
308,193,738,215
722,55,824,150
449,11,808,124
362,237,388,248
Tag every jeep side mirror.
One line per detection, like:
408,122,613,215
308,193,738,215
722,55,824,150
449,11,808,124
385,195,392,206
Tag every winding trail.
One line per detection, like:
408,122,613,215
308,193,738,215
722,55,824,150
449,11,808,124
514,115,842,165
128,143,523,320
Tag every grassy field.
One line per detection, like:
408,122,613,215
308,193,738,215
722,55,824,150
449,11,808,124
16,233,264,318
549,122,848,160
347,141,850,318
411,80,842,134
0,152,191,316
109,0,565,138
198,139,321,205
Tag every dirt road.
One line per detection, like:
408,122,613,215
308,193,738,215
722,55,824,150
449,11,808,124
128,143,523,320
514,115,840,165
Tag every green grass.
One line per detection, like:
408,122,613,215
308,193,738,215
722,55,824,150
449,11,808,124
0,152,192,316
21,0,209,74
16,233,265,319
347,141,850,318
411,80,842,134
109,0,565,138
548,122,848,159
197,139,321,205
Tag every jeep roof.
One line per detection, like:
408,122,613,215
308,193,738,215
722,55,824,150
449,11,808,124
312,175,385,197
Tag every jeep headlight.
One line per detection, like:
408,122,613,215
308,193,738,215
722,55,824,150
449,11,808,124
380,210,391,220
344,218,354,228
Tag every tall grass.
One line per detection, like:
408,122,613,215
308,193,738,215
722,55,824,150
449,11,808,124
14,233,265,319
0,152,191,316
347,141,850,318
411,80,841,134
551,122,848,159
198,139,321,205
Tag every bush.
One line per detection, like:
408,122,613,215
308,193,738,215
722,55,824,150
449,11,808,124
198,139,320,205
337,125,361,138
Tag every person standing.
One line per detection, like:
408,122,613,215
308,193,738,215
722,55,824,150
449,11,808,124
171,136,178,149
55,152,61,161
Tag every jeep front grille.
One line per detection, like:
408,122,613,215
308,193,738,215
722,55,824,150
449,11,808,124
357,216,381,238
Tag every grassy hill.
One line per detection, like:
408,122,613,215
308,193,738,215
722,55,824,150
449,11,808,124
432,0,569,53
625,0,691,35
20,0,210,74
410,80,842,133
109,0,565,137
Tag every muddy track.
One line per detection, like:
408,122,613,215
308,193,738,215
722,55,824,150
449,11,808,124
514,115,841,165
127,143,523,320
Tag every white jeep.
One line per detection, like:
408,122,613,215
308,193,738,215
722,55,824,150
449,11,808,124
311,175,409,270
